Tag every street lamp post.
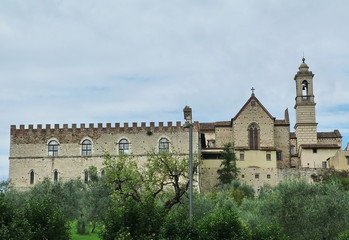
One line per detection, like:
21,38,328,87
183,106,193,220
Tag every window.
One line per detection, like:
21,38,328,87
290,145,296,155
241,174,245,178
159,138,170,153
267,174,271,179
322,161,327,169
207,140,215,148
346,156,349,165
82,139,92,156
255,173,260,179
119,139,129,154
48,140,58,156
240,153,245,161
266,152,271,161
248,123,259,150
84,170,89,183
30,170,35,185
313,148,317,153
53,170,59,183
276,151,282,161
101,169,105,177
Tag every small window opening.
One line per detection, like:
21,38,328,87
302,80,309,100
266,152,271,161
276,151,282,161
84,170,89,183
240,153,245,161
313,148,317,153
53,170,58,183
30,170,35,185
255,173,260,179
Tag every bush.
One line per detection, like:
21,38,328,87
0,193,28,240
196,207,250,240
23,196,70,240
101,198,165,240
160,205,198,240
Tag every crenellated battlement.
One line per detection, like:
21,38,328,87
10,121,200,139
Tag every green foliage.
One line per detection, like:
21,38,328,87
196,207,250,240
28,178,86,220
104,151,199,210
0,193,28,240
100,198,165,240
0,180,9,193
70,221,101,240
84,166,113,233
216,180,255,205
160,204,198,240
323,170,349,190
252,223,290,240
336,231,349,240
240,180,349,240
217,142,239,186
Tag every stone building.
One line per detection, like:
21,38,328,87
8,59,344,191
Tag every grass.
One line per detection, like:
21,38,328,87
69,221,101,240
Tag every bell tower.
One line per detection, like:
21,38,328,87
294,58,318,148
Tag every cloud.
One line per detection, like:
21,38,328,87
1,0,349,179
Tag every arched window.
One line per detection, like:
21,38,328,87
159,138,170,153
119,139,129,154
101,169,105,177
302,80,309,100
48,140,59,156
84,170,89,183
53,170,59,183
30,170,35,185
81,139,92,156
248,123,259,150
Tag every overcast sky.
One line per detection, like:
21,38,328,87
1,0,348,180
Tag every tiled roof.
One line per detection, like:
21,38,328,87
290,130,342,139
199,123,215,131
300,144,340,149
275,120,289,126
215,121,231,127
317,130,342,138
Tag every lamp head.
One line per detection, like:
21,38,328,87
183,106,192,122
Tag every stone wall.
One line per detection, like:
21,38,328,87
9,121,200,189
233,99,275,148
200,160,328,193
274,125,291,168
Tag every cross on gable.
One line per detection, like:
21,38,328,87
251,87,255,95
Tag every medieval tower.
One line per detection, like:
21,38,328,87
294,57,317,149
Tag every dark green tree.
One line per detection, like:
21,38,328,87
217,142,239,185
23,196,70,240
0,193,29,240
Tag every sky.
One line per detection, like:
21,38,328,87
1,0,349,180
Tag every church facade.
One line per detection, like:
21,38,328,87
9,59,343,190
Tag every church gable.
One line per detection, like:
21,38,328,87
233,95,275,149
